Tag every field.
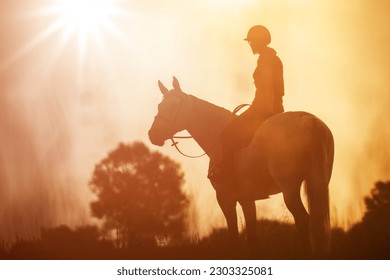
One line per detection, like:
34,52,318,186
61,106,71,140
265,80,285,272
1,218,389,260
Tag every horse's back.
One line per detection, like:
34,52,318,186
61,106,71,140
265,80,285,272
236,111,334,198
258,111,333,180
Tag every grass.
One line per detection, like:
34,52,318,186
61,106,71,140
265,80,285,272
1,219,389,260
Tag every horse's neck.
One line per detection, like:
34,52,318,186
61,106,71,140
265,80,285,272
185,95,233,161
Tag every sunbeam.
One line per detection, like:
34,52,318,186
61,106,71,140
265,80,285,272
0,0,128,77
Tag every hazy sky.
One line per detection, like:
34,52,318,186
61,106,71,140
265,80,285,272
0,0,389,240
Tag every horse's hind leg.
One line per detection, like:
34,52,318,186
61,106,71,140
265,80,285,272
282,186,310,255
240,200,257,248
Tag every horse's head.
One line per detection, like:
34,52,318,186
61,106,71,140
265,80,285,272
148,77,189,146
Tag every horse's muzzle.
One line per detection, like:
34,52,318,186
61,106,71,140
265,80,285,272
148,129,165,147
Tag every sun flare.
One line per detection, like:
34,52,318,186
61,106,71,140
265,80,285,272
53,0,115,35
0,0,128,73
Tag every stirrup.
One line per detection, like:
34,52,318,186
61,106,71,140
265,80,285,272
207,165,223,182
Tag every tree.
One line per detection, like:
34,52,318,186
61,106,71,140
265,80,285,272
347,181,390,258
89,142,189,247
361,181,390,243
364,181,390,221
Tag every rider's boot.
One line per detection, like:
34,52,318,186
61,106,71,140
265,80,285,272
207,159,234,183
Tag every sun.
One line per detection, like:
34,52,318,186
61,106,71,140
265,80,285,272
53,0,116,35
45,0,127,51
0,0,128,74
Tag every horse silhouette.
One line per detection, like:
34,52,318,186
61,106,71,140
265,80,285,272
148,77,334,256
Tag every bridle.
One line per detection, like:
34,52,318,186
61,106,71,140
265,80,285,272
166,103,251,159
153,109,208,159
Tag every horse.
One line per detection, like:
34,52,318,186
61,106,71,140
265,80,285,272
148,77,334,256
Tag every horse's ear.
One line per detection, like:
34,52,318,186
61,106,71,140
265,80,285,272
158,80,169,95
172,76,182,92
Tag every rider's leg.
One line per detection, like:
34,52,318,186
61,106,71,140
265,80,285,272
208,110,255,182
208,120,238,182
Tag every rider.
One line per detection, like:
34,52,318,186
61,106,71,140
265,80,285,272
208,25,285,182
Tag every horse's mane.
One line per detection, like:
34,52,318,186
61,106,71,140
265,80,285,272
188,94,234,128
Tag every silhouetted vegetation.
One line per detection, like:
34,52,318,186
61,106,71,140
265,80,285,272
2,225,114,260
1,172,389,259
336,181,390,259
89,142,189,248
0,221,313,259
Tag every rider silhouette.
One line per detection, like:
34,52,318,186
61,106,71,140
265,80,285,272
208,25,285,182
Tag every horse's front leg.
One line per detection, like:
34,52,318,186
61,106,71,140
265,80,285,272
216,191,239,250
240,200,257,248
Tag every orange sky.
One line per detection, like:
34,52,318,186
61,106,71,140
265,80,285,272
0,0,389,240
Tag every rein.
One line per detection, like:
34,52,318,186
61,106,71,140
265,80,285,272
170,137,207,158
170,103,250,158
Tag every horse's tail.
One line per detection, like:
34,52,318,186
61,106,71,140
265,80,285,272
304,117,334,256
